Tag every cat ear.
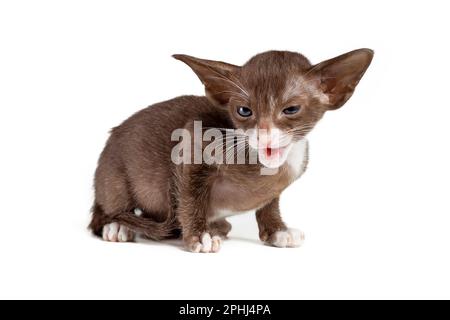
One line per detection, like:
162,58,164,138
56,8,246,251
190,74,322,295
312,48,374,110
173,54,244,106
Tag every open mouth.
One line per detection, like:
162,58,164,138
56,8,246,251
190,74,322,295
260,145,289,162
265,146,284,159
255,143,292,169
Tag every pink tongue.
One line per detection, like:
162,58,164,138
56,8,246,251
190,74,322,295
266,147,280,159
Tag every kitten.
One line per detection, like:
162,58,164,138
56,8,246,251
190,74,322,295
89,49,373,252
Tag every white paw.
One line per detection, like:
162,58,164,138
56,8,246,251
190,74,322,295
269,229,305,248
102,222,134,242
188,233,222,253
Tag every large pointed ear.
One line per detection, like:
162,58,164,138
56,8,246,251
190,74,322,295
312,48,374,110
173,54,245,106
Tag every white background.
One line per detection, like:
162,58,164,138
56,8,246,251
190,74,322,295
1,0,449,299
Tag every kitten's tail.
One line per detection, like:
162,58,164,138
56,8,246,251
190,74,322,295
89,203,177,240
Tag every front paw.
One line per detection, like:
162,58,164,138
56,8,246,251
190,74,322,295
184,232,222,253
265,229,305,248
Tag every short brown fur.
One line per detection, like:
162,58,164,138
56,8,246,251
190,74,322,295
89,49,373,251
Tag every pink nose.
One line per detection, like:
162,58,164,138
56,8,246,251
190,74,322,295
259,120,270,131
258,120,274,146
258,128,272,146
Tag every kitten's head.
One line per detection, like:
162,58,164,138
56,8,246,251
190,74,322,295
174,49,373,168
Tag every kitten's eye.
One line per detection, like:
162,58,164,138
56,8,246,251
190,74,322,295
237,106,253,117
282,106,301,115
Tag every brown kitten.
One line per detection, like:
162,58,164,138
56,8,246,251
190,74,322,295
89,49,373,252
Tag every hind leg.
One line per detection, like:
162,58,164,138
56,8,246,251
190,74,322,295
89,150,136,242
101,222,135,242
90,204,137,243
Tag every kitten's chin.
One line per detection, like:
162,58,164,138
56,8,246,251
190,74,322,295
257,144,292,169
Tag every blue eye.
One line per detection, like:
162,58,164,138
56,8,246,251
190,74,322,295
237,106,253,117
282,106,301,115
